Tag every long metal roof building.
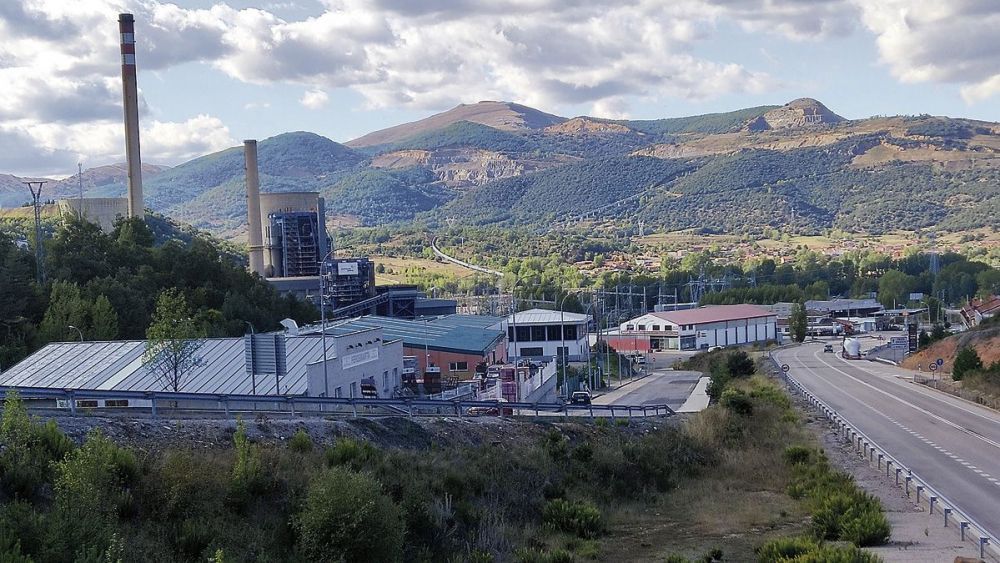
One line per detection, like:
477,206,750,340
0,335,344,395
303,315,505,355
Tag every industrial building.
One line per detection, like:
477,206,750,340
615,304,778,351
506,309,591,361
304,315,507,380
0,327,403,400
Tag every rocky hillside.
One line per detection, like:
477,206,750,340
2,99,998,237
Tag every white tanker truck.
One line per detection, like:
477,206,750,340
842,338,862,360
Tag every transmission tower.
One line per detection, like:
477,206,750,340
24,181,46,283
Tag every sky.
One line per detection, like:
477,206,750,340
0,0,998,177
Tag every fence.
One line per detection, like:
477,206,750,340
772,357,998,561
913,373,1000,411
0,385,674,421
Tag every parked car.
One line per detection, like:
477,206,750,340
707,346,723,352
570,391,592,405
823,344,834,353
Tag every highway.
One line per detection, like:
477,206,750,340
774,342,1000,543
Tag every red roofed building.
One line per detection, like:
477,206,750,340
612,305,778,351
961,296,1000,328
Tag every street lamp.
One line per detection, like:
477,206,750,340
318,249,336,397
558,288,589,400
67,325,83,342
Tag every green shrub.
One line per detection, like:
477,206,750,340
783,446,813,466
294,467,404,562
726,350,755,377
720,388,753,416
51,430,138,555
0,500,45,558
839,506,891,547
544,430,569,461
541,499,603,539
785,544,884,562
231,418,265,497
325,437,379,468
288,429,313,453
0,391,74,498
755,536,818,561
953,346,983,381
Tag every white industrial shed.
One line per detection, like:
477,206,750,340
0,327,403,398
620,304,778,350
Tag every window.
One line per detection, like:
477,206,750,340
626,324,634,331
508,326,515,341
349,383,356,398
449,361,469,372
335,387,342,398
531,326,546,341
652,325,661,331
393,367,398,382
383,371,389,391
547,325,562,341
563,325,578,340
76,400,98,408
637,324,646,331
105,400,128,408
521,347,544,357
515,326,530,342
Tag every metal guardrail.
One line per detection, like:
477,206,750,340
0,385,675,421
772,357,998,561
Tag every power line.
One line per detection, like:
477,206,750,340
23,181,46,283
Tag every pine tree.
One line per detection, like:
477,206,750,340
89,295,119,341
952,347,982,381
38,281,88,343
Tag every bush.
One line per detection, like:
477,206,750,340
726,350,755,378
0,391,74,498
325,437,379,468
51,430,138,555
756,536,817,561
0,500,45,558
720,388,753,416
783,446,813,466
288,429,313,453
541,499,603,539
294,467,404,562
514,547,574,563
953,346,983,381
231,418,266,497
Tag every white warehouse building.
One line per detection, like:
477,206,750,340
507,309,591,361
619,305,778,351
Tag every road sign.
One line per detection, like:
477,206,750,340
907,324,918,353
936,358,944,367
889,336,908,350
929,363,938,372
781,364,790,373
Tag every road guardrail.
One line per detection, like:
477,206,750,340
0,385,675,421
772,356,998,561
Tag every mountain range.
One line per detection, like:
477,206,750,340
2,98,997,238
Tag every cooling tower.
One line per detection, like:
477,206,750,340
118,13,144,219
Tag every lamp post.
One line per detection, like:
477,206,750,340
67,325,83,342
318,249,336,397
508,278,525,365
558,288,589,400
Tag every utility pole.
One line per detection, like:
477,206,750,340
24,181,46,283
77,162,84,220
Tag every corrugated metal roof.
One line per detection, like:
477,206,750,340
429,314,505,331
305,315,504,354
508,309,589,325
651,305,774,326
0,335,347,395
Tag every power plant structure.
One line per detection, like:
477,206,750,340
241,140,455,319
118,13,144,219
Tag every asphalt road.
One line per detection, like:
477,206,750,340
774,342,1000,542
594,370,702,409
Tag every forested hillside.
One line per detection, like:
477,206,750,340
2,99,997,236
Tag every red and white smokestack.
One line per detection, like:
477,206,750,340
119,13,144,219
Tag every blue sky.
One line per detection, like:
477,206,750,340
0,0,997,176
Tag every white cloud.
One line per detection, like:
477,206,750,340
852,0,1000,104
0,0,997,176
300,89,329,110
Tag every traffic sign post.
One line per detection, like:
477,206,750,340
936,358,944,367
781,364,790,373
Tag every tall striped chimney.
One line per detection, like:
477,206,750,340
244,140,265,275
119,13,144,219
